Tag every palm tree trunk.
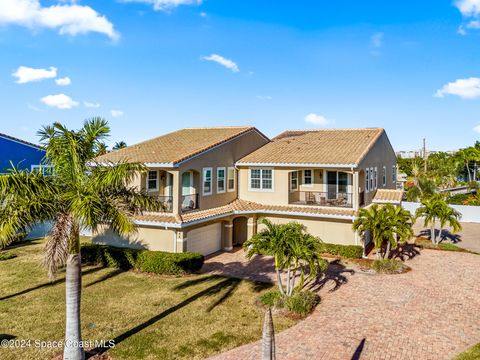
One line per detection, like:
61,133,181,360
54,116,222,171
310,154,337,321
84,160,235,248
275,269,284,296
385,241,391,259
431,223,436,244
286,268,291,296
63,253,84,360
262,308,276,360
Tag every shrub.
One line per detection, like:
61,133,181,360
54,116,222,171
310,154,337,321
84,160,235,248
448,193,471,205
318,243,363,259
372,259,405,274
260,289,319,316
260,290,283,307
81,244,204,275
0,251,17,261
135,251,204,275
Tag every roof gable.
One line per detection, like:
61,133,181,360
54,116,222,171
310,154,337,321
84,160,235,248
0,133,44,151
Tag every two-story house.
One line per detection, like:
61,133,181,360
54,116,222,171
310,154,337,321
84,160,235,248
93,126,402,255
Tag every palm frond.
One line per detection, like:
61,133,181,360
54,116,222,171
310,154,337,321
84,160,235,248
44,213,72,279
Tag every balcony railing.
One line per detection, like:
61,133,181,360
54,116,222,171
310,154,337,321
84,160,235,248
182,193,199,212
156,195,173,212
290,191,353,208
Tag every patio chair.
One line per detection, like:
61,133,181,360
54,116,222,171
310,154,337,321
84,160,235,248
306,192,316,204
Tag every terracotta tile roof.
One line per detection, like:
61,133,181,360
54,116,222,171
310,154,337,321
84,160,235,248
0,133,44,150
96,127,259,165
237,128,384,167
372,189,403,204
134,199,355,227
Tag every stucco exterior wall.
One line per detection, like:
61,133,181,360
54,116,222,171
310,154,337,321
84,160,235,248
357,131,397,206
258,215,356,246
92,225,175,252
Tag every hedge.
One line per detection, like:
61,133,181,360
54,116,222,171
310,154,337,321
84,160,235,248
318,243,363,259
81,244,204,275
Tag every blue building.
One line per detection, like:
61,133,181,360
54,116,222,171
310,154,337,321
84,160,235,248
0,133,46,174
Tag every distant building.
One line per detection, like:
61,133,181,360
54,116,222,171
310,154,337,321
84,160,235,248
0,133,46,173
396,149,457,159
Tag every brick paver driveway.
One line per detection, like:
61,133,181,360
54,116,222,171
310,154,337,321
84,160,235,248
206,249,480,360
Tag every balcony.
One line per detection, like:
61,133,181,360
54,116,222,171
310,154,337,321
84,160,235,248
181,193,199,212
156,195,173,212
289,191,353,208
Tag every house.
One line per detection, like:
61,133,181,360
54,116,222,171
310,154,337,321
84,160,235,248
93,126,401,255
0,133,46,174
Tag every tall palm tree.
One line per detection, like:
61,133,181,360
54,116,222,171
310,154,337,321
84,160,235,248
243,219,326,296
0,118,159,360
438,202,462,242
112,141,127,150
353,204,413,259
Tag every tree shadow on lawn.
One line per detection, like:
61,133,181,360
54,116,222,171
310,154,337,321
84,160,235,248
88,275,270,359
84,268,125,288
308,260,355,293
419,229,462,244
0,266,103,301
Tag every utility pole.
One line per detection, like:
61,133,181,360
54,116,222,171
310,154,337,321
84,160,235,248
423,138,427,173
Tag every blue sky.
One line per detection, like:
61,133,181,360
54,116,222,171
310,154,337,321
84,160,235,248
1,0,480,151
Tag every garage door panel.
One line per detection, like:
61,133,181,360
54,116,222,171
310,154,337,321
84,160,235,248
187,223,221,255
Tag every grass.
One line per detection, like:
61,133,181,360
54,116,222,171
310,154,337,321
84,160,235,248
371,259,409,274
0,239,296,360
415,238,477,254
0,251,16,261
455,343,480,360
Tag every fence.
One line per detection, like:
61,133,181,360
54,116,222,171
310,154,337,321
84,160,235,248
402,201,480,223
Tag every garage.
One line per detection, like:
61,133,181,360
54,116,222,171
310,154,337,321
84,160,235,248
186,222,222,255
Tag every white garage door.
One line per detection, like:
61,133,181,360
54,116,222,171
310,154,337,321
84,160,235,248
187,223,222,255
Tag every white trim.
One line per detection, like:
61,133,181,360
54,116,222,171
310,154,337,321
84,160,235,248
144,162,176,168
382,166,386,187
290,171,298,191
227,166,236,192
365,168,370,193
224,224,234,228
202,167,213,196
30,164,53,175
0,134,44,151
236,162,357,168
146,170,159,192
302,169,313,187
374,167,378,190
248,167,274,192
217,167,226,194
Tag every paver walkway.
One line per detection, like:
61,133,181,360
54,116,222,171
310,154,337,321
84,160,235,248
206,249,480,360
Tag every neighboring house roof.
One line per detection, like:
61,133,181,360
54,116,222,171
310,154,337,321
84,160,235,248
236,128,384,168
0,133,44,151
372,189,403,204
135,199,356,228
95,126,267,166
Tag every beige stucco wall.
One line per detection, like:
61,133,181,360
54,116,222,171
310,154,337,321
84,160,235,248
177,129,269,212
357,131,397,206
92,225,175,252
257,215,356,246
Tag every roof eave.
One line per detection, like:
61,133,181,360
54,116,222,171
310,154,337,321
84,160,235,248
235,162,358,169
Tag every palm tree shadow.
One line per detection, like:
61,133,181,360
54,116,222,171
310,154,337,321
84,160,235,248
0,334,16,341
351,338,366,360
391,243,421,261
0,266,102,301
439,230,461,243
308,260,355,292
88,275,262,358
84,268,125,288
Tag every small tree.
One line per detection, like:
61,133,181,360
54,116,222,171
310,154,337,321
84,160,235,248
243,219,327,297
353,204,413,259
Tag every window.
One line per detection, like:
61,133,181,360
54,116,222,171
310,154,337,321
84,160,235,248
249,168,273,191
217,167,226,193
290,171,298,191
392,165,397,182
365,168,369,192
147,170,158,191
369,168,374,190
382,166,386,186
31,165,53,176
203,168,212,195
227,167,235,192
303,169,313,186
374,167,378,189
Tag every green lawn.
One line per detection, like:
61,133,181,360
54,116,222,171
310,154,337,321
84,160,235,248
455,343,480,360
0,239,296,360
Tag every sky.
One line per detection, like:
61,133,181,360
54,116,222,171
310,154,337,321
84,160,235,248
1,0,480,152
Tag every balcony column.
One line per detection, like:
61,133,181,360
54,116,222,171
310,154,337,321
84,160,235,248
175,229,188,253
170,170,181,215
222,219,233,251
352,171,359,210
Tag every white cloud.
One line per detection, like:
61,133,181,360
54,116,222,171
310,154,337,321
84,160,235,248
200,11,207,17
84,101,100,108
202,54,239,72
55,76,71,86
111,109,124,118
371,32,384,48
454,0,480,34
41,93,79,109
256,95,272,100
0,0,119,40
474,124,480,133
434,77,480,99
12,65,57,83
304,113,332,126
121,0,201,11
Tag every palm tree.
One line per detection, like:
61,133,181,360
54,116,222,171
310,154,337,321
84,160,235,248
0,118,159,360
415,196,461,244
353,204,413,259
112,141,127,150
262,308,276,360
243,219,326,297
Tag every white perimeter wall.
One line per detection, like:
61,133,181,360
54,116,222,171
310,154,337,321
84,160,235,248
403,202,480,224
